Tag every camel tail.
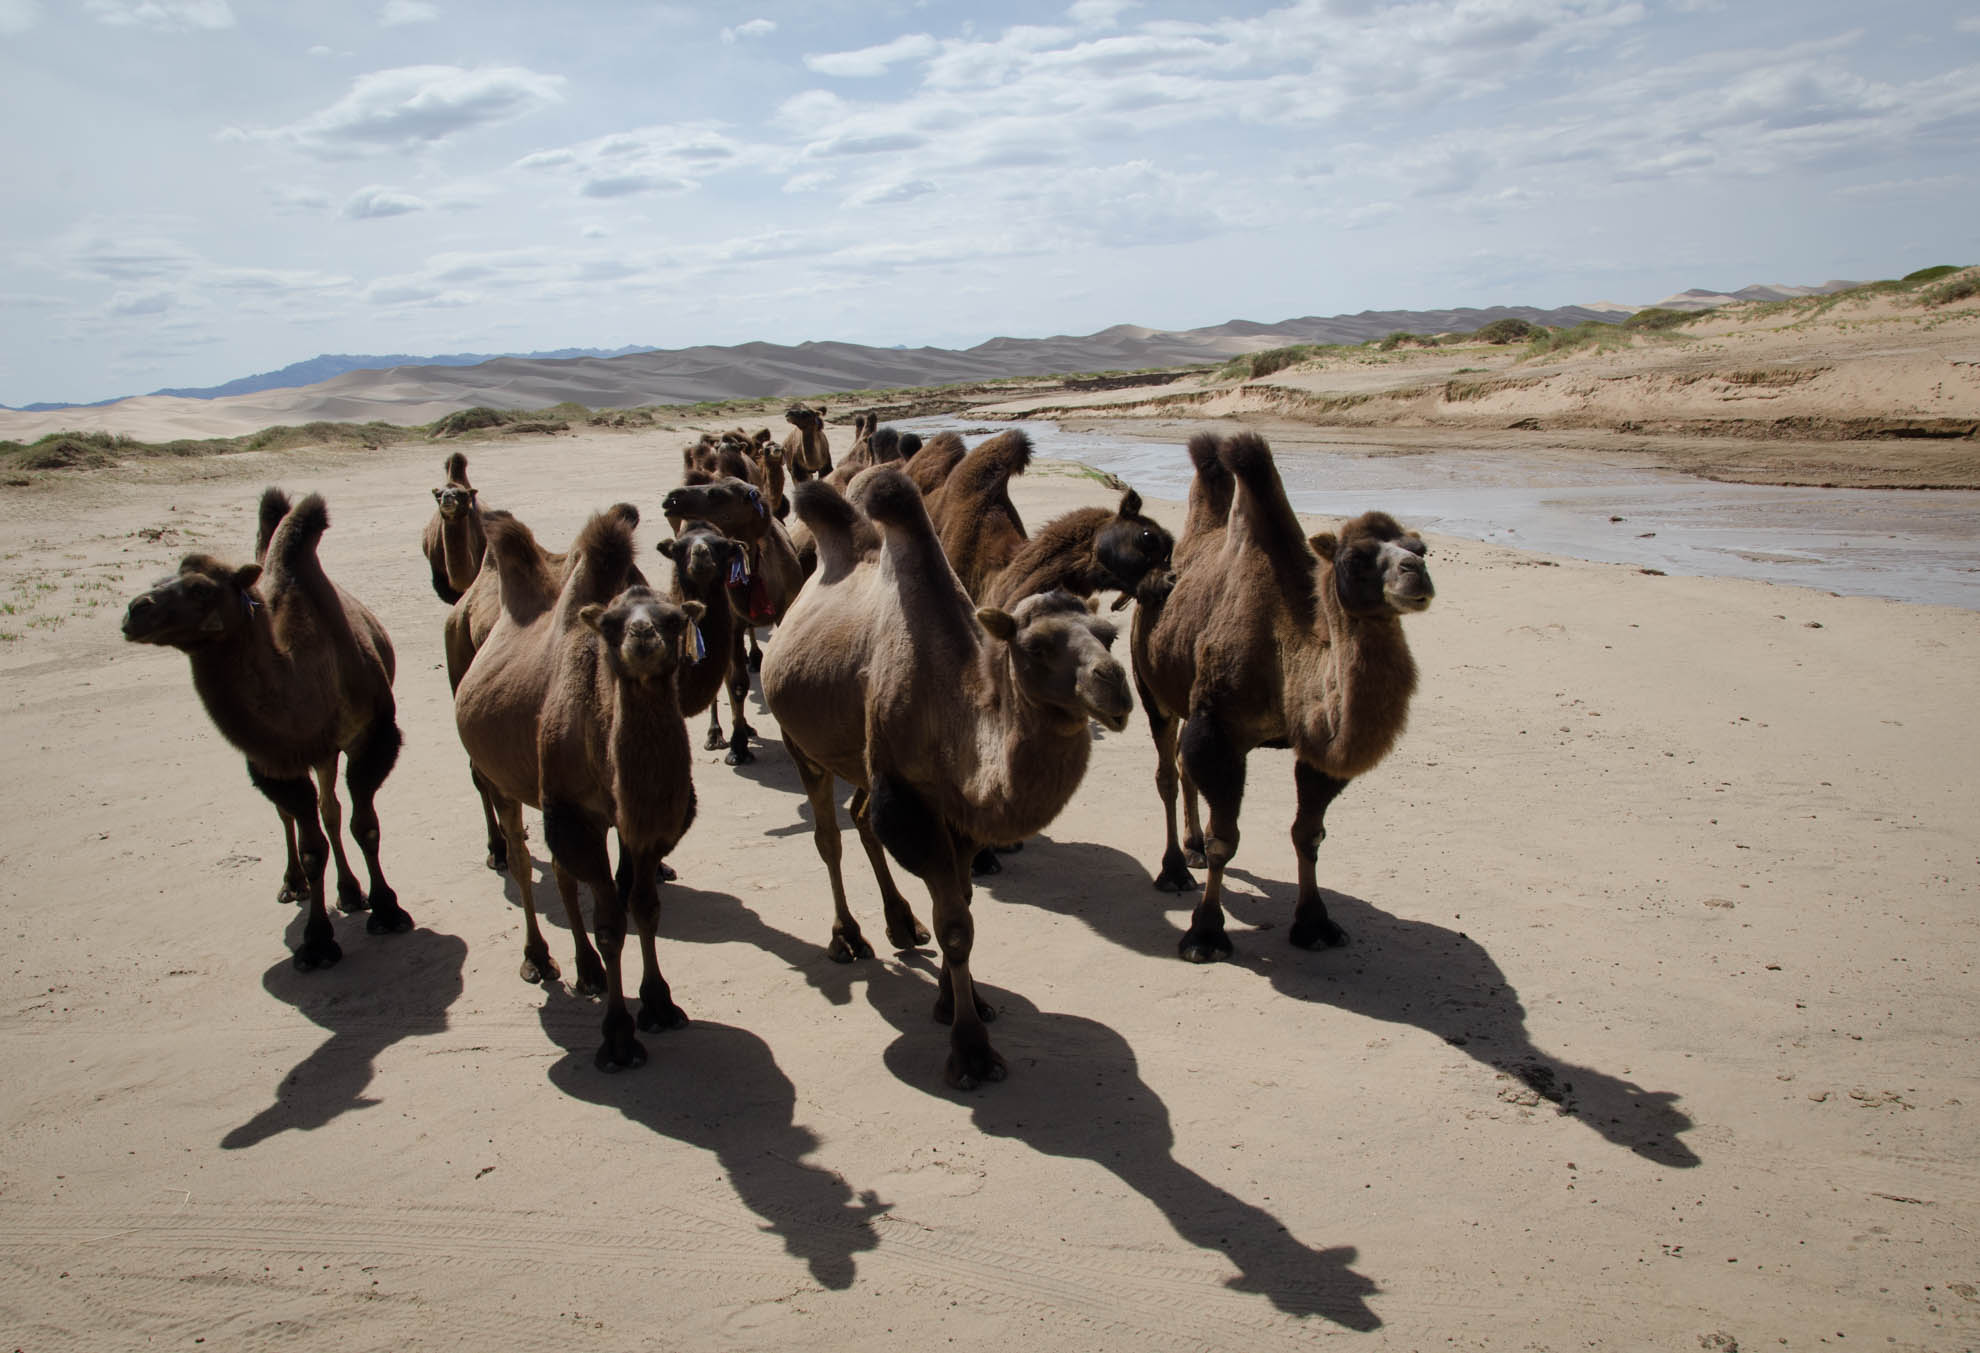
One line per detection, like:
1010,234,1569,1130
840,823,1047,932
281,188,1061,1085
254,486,292,563
443,451,470,486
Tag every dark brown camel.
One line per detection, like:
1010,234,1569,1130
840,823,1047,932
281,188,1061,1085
123,488,410,969
761,469,1133,1089
827,423,904,490
922,430,1032,600
659,475,802,764
421,451,486,603
981,487,1175,613
782,403,832,483
904,430,966,497
657,518,744,721
1132,432,1434,962
454,508,704,1069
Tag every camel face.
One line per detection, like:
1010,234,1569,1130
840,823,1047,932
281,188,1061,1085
659,522,744,595
661,478,766,534
1329,513,1434,616
581,587,704,685
432,484,477,520
122,555,262,649
1094,506,1175,599
989,592,1133,734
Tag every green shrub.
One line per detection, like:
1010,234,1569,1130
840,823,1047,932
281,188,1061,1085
1621,307,1697,331
1476,318,1542,344
1922,272,1979,307
1376,331,1434,351
1901,265,1961,284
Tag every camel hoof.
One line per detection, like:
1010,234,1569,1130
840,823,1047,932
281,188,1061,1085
748,648,763,672
573,963,607,998
594,1038,647,1072
484,846,508,873
945,1045,1008,1091
1184,849,1208,869
1289,916,1349,950
520,950,560,985
365,901,414,935
1178,930,1233,964
970,847,1002,877
885,918,931,951
932,990,998,1025
636,1001,688,1032
292,937,342,971
656,860,677,883
335,878,369,914
828,930,875,963
1153,860,1199,893
703,729,727,752
277,881,308,906
725,746,755,766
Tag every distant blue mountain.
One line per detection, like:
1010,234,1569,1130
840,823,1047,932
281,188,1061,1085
5,346,657,411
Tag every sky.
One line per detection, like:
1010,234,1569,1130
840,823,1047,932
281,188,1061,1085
2,1,1977,406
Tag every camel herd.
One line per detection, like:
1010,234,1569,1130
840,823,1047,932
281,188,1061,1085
121,407,1435,1087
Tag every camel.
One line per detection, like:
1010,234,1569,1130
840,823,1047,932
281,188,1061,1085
826,423,905,490
981,487,1175,613
782,403,832,483
761,469,1133,1089
123,487,411,970
660,475,803,764
904,430,966,497
454,507,705,1070
656,518,744,721
922,429,1032,600
421,451,486,603
1132,431,1434,962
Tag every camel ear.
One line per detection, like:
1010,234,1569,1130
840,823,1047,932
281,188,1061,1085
432,486,444,502
1086,595,1103,614
578,603,606,632
680,600,706,625
1309,532,1338,561
655,538,679,562
1119,488,1142,518
975,607,1017,642
466,488,478,505
232,563,262,590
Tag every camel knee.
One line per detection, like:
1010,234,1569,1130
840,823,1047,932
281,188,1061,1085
1179,715,1245,813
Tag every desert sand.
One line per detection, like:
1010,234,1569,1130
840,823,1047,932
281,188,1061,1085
1,424,1977,1351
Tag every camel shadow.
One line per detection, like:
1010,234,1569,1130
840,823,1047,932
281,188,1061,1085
653,879,876,1009
536,989,887,1290
221,923,467,1150
862,955,1381,1328
983,835,1699,1169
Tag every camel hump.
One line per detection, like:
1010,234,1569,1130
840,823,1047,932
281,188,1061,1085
255,485,292,563
483,511,546,578
794,479,858,535
566,506,639,607
1186,431,1224,475
266,491,330,578
870,426,901,464
851,465,932,535
444,451,470,485
954,429,1033,493
1221,433,1306,549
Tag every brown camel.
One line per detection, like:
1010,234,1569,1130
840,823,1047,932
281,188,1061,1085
904,430,966,497
421,451,487,603
454,507,704,1070
761,469,1133,1089
922,429,1032,600
659,475,801,764
123,487,411,969
981,487,1176,612
657,518,744,720
1132,431,1434,962
826,423,906,491
782,403,832,483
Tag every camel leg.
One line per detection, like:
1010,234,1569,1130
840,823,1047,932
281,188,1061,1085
250,766,339,970
275,809,308,904
723,624,756,766
1177,712,1246,963
703,696,727,753
345,719,411,936
1289,762,1351,950
545,800,642,1071
849,787,928,951
620,847,687,1034
551,862,606,996
789,744,870,961
494,796,558,986
1146,705,1197,892
1180,765,1206,868
312,758,367,915
746,624,764,673
471,766,508,872
924,831,1004,1091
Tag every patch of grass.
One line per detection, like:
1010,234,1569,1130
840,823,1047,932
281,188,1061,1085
1475,318,1544,345
1522,321,1635,359
1902,265,1962,283
1621,307,1700,332
1376,331,1436,352
1922,271,1979,308
1215,344,1339,381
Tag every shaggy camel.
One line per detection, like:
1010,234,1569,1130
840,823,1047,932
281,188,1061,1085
660,475,802,765
1132,432,1434,962
123,488,410,969
904,430,966,497
923,430,1032,600
454,508,704,1070
657,518,743,720
421,452,486,603
981,487,1175,613
686,431,785,521
761,469,1133,1089
782,403,832,483
826,423,906,490
441,504,642,871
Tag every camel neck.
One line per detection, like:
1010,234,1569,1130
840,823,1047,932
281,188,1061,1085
185,615,315,769
606,673,691,849
438,511,481,590
1314,585,1418,780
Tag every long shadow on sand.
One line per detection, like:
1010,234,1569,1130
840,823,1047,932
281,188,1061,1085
863,954,1381,1328
536,989,887,1291
221,922,467,1150
981,834,1700,1169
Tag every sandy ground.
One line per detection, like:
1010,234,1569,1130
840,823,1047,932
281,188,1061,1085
1,427,1977,1351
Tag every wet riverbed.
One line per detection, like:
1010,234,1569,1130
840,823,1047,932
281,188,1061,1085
900,418,1980,609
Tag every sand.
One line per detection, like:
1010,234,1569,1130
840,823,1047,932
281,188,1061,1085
1,426,1977,1350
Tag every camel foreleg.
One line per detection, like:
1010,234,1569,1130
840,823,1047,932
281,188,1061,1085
722,624,756,765
849,786,928,952
470,766,509,872
249,765,339,970
924,829,1004,1091
312,758,368,916
1145,702,1197,893
492,796,558,986
275,809,308,904
619,846,686,1034
1177,712,1246,964
344,719,411,936
550,862,606,996
545,800,640,1070
791,749,867,961
1288,762,1350,950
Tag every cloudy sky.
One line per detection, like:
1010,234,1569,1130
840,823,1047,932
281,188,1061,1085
2,0,1976,405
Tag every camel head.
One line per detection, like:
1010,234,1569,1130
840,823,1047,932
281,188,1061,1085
661,476,767,536
1094,488,1176,608
977,590,1133,735
431,482,478,520
122,553,264,649
784,404,822,431
657,521,745,594
1311,512,1434,617
579,587,707,687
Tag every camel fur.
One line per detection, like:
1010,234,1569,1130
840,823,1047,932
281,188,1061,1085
123,487,410,970
922,429,1033,601
421,452,486,603
981,487,1176,613
904,430,967,497
454,507,704,1070
761,468,1133,1090
781,403,832,483
1132,432,1434,962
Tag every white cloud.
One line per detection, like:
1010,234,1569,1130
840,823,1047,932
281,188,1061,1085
229,65,565,158
513,122,749,199
1956,15,1980,34
0,0,40,35
379,0,438,25
343,185,429,219
721,18,775,44
846,178,937,207
581,172,694,198
85,0,233,29
1069,0,1139,28
269,185,333,213
805,34,940,77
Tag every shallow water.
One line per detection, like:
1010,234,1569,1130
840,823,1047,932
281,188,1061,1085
900,418,1980,610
